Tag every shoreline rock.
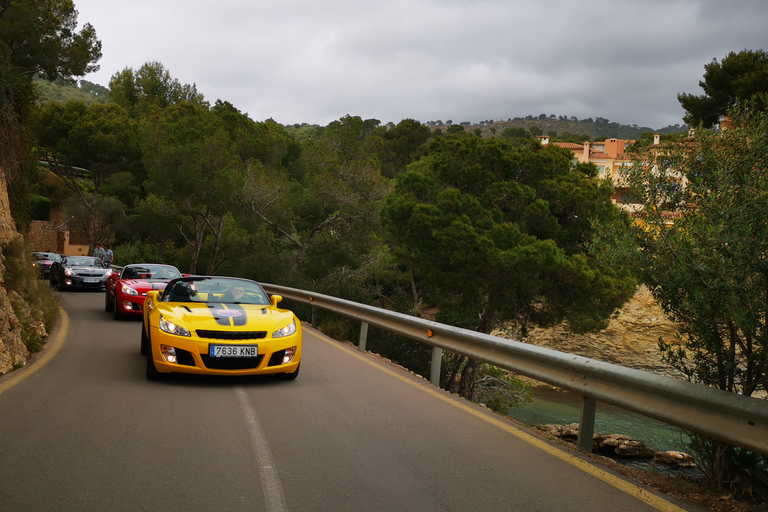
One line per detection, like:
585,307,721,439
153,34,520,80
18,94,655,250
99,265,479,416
535,423,697,467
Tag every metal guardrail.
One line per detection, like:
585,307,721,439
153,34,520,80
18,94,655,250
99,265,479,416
262,283,768,456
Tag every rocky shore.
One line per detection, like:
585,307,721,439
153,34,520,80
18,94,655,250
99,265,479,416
535,423,697,467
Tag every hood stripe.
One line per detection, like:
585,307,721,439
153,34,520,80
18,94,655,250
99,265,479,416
210,303,248,326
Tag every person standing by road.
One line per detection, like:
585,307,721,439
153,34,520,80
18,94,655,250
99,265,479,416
102,244,113,266
93,243,105,261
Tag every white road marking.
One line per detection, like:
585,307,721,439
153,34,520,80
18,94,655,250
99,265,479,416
235,387,288,512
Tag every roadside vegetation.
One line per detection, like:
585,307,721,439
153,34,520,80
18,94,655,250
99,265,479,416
1,1,766,506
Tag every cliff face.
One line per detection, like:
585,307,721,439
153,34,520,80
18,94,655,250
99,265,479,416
494,285,683,378
0,166,37,374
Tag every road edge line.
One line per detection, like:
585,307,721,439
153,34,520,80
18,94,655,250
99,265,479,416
310,327,688,512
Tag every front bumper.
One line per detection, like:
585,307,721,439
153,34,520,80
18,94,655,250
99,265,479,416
149,326,302,376
115,294,145,315
62,276,108,289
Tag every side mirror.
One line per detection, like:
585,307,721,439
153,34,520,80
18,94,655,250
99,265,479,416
271,295,283,306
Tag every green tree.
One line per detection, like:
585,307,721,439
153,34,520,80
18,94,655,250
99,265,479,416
369,118,431,178
34,101,140,251
623,101,768,495
109,61,206,110
382,133,635,398
142,102,241,273
0,0,101,80
625,105,768,397
0,0,101,226
678,49,768,128
242,116,390,282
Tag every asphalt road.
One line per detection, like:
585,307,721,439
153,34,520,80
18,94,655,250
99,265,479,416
0,290,703,511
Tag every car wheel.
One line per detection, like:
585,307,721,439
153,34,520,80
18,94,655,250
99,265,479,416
140,325,149,356
277,363,300,381
146,343,164,380
57,277,65,291
105,290,113,312
113,299,122,320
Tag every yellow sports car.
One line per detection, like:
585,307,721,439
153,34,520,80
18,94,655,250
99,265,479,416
141,276,301,380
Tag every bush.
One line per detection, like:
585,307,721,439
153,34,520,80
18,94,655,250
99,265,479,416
29,193,51,221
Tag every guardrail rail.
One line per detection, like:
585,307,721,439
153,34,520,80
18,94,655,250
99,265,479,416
262,283,768,455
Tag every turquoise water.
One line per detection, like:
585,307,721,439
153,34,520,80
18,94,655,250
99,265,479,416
506,386,690,453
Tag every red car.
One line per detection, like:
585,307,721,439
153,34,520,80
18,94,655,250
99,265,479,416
105,263,183,320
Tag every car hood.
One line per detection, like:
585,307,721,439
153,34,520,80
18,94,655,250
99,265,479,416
122,279,172,291
157,302,295,331
66,265,109,274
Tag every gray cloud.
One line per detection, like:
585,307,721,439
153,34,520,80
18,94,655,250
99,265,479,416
76,0,768,129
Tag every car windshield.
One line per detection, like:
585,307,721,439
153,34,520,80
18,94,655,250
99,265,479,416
64,257,104,268
121,265,181,280
162,277,270,305
33,253,61,262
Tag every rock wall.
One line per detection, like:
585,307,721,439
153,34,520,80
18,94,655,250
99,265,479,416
494,285,683,378
0,166,36,375
0,166,16,244
27,221,57,252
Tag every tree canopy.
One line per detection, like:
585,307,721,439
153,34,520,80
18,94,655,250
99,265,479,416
624,104,768,397
382,132,636,396
678,49,768,128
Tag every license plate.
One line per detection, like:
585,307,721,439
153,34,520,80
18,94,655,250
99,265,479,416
83,278,100,283
209,345,258,358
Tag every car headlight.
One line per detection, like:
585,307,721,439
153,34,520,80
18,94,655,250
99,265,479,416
159,314,191,337
65,269,74,276
121,284,139,296
273,319,296,338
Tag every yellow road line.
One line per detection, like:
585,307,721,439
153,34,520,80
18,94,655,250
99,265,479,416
314,329,687,512
0,308,68,395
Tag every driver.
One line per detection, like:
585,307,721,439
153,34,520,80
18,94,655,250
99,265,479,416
223,285,246,303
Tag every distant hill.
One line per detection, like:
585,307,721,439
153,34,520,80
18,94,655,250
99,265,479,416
426,115,686,142
35,79,685,141
33,77,110,105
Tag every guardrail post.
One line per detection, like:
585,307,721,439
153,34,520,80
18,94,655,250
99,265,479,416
311,307,317,328
577,396,597,453
359,322,368,353
430,347,442,386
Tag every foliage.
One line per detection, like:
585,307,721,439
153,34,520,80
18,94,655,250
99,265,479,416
686,434,768,503
0,0,102,229
33,100,140,251
0,0,101,80
382,132,636,398
29,193,51,220
33,77,109,105
624,105,768,397
678,49,768,128
473,364,532,413
109,61,206,109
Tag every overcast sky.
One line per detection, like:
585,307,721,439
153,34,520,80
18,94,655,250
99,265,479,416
73,0,767,130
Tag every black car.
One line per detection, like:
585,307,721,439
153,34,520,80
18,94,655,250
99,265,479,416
50,256,112,291
31,252,62,279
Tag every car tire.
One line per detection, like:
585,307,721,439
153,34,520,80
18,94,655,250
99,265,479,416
140,325,149,356
105,289,113,312
113,299,122,320
277,363,300,381
146,344,164,380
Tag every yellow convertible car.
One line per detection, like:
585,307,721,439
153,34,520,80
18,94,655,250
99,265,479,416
141,276,302,380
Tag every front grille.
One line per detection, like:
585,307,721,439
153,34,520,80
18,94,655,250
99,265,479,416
201,354,263,370
196,330,267,340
